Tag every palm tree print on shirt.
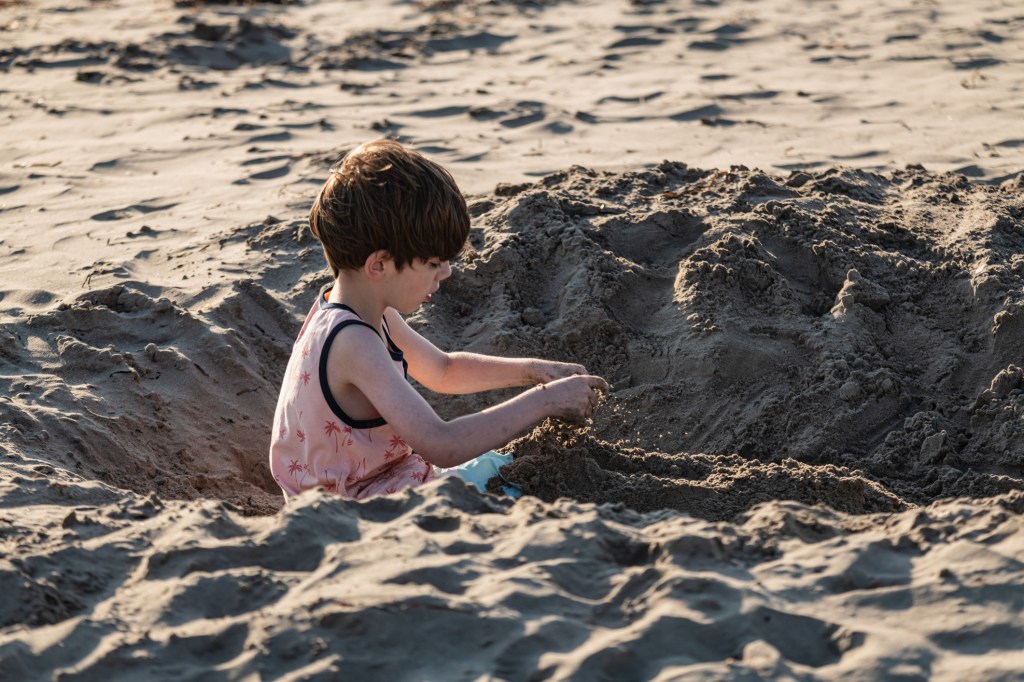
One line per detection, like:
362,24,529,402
384,434,408,461
287,459,309,487
325,420,354,452
325,420,341,452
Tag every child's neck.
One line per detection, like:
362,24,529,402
328,276,386,333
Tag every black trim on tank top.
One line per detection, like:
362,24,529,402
319,320,388,429
381,317,409,378
319,287,405,366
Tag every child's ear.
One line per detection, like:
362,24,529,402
363,249,392,281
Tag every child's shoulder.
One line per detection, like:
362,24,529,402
321,311,385,356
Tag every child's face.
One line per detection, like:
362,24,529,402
391,257,452,314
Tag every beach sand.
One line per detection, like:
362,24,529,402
1,0,1023,678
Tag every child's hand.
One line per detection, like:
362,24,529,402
541,374,609,423
527,360,589,384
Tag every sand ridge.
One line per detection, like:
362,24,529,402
1,468,1022,679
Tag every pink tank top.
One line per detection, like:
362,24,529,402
269,287,435,499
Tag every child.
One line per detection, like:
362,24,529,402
269,139,608,500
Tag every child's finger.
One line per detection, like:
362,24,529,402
560,362,587,377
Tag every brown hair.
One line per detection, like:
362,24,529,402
309,139,470,276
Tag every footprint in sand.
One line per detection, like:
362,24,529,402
500,101,547,128
406,103,547,133
236,132,302,182
246,130,292,144
89,202,177,222
607,34,665,50
405,105,471,119
689,22,752,51
241,156,293,182
425,31,514,54
669,103,725,122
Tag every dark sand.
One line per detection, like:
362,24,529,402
417,165,1024,517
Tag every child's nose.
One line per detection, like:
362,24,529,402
439,261,452,280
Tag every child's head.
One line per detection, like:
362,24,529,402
309,139,470,277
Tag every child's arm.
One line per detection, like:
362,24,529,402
383,309,587,394
330,324,607,468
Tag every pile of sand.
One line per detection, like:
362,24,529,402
418,163,1024,512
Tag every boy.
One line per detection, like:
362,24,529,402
270,139,607,499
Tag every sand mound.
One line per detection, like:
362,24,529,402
409,163,1024,511
6,279,294,514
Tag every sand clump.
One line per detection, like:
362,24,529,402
498,422,905,520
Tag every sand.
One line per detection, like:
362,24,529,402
1,0,1023,678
